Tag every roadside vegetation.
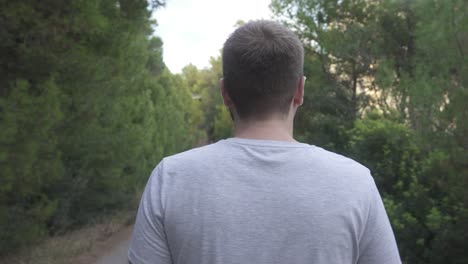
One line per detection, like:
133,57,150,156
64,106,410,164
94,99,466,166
1,0,466,263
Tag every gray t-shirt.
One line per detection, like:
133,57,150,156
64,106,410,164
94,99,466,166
128,138,401,264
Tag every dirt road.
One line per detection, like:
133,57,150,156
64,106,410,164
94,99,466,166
94,225,133,264
74,225,134,264
95,236,131,264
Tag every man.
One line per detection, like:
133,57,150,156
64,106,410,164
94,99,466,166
128,20,401,264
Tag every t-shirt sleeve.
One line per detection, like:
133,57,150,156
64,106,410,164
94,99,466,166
357,177,402,264
128,162,172,264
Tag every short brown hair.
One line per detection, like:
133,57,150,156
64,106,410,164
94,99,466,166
222,20,304,120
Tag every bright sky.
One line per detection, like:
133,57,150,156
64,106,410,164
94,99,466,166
152,0,273,73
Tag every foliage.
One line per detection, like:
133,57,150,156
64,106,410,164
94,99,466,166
181,56,233,142
213,104,234,140
0,79,63,251
1,0,466,262
0,0,198,254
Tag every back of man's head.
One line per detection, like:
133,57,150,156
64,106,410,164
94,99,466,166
222,20,304,120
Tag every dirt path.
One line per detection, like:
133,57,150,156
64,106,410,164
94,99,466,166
95,235,132,264
74,225,134,264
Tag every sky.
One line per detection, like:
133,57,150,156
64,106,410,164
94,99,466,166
152,0,273,73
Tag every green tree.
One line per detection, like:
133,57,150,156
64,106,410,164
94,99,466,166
0,0,200,254
181,56,232,142
0,80,63,252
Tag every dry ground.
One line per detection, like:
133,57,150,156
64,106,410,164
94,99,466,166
0,210,135,264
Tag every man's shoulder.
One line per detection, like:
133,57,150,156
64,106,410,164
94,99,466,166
309,146,369,170
307,146,373,185
161,141,225,168
158,140,373,184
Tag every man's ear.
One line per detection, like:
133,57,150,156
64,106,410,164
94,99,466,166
220,78,234,107
293,76,305,106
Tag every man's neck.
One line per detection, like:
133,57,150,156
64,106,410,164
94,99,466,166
233,118,296,142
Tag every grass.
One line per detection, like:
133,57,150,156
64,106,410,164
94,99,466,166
0,209,136,264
